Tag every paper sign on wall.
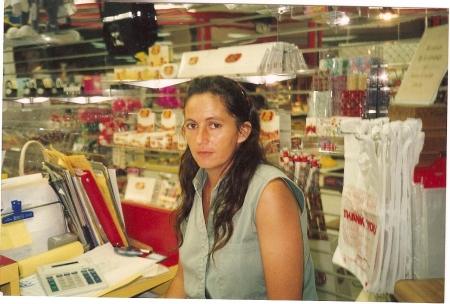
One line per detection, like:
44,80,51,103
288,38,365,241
394,24,448,105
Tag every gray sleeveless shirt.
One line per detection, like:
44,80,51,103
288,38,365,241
179,164,317,300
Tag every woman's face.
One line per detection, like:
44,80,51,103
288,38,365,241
183,92,250,176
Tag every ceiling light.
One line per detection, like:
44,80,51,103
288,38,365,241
14,97,48,104
231,74,296,85
227,33,251,38
379,7,398,20
124,79,191,89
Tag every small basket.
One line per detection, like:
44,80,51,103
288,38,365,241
19,140,49,176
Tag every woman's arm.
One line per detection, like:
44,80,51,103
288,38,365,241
165,261,186,298
256,178,304,300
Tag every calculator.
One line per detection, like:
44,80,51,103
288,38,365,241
37,258,108,297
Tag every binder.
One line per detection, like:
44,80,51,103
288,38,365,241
77,169,127,247
71,175,107,247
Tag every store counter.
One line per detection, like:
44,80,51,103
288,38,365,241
394,278,444,303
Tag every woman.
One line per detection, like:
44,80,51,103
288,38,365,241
165,75,316,300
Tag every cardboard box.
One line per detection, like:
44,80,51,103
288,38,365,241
423,131,447,152
388,103,447,168
388,104,447,129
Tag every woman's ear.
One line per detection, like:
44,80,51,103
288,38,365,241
238,121,252,143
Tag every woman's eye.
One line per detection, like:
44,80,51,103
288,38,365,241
211,123,221,129
185,123,197,129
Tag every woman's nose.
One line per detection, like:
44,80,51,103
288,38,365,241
196,125,209,144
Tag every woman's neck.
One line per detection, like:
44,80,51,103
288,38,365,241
204,169,222,190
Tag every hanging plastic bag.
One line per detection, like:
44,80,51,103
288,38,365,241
332,124,382,290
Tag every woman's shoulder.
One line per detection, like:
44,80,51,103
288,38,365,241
253,163,303,202
253,163,288,182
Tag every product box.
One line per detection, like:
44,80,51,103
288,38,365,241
82,74,103,95
305,117,342,137
148,44,173,67
259,110,280,154
177,42,280,78
114,66,161,81
323,175,344,192
137,108,156,132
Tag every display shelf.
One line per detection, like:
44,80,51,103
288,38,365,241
103,144,182,155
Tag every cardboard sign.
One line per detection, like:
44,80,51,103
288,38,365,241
394,24,448,105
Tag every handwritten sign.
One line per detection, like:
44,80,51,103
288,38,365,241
394,24,448,105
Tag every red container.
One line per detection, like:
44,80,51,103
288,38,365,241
121,201,179,267
341,90,367,118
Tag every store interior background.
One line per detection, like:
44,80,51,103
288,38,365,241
2,0,448,301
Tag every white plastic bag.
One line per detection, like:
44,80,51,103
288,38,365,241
332,131,381,289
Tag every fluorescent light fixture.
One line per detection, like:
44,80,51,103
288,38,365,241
88,96,116,103
124,79,191,89
63,97,88,104
53,96,109,104
227,33,251,38
231,74,296,85
14,97,49,104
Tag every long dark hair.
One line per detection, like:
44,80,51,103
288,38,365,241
173,75,267,256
